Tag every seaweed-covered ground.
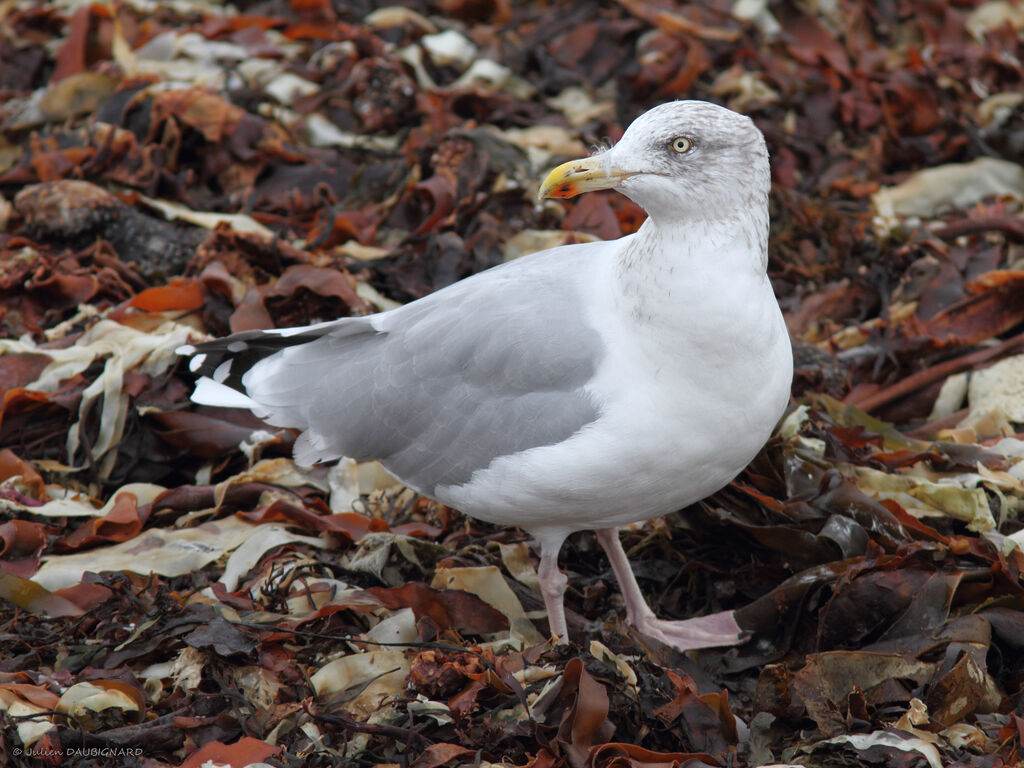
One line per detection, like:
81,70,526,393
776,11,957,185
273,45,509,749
1,1,1024,766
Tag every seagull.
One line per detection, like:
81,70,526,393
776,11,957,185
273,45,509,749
178,101,793,650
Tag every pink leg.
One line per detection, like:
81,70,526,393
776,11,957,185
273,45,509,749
536,537,569,643
595,527,744,650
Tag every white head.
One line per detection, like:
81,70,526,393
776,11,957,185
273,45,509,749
540,101,770,226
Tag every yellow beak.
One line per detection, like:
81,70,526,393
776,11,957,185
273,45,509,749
538,158,627,200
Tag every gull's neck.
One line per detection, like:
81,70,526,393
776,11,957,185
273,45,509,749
610,205,780,372
616,206,770,290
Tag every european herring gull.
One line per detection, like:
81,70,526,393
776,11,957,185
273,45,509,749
178,101,793,650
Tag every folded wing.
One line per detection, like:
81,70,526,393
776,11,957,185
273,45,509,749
179,246,608,492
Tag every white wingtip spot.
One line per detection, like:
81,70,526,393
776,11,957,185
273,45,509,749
192,378,259,409
188,353,207,373
212,360,232,383
227,340,248,352
176,344,196,356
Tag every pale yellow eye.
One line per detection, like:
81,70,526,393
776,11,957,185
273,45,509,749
671,136,693,153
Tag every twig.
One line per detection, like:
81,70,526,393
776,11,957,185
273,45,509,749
310,706,435,745
845,330,1024,412
935,216,1024,243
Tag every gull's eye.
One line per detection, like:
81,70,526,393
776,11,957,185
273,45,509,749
670,136,694,154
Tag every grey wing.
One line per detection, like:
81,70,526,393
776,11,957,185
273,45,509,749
236,246,607,491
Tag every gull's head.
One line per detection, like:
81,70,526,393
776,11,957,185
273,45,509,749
539,101,769,224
